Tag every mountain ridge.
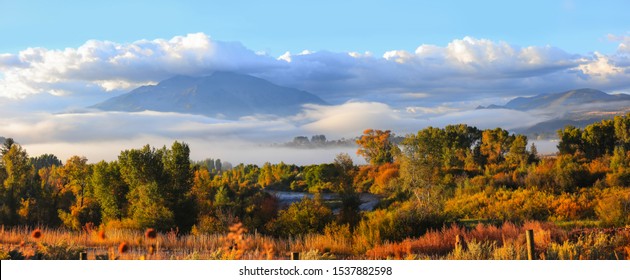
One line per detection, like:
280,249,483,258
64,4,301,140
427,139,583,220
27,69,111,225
90,72,328,118
481,88,630,138
478,88,630,111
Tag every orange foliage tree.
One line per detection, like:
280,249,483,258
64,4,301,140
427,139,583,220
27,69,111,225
356,129,396,166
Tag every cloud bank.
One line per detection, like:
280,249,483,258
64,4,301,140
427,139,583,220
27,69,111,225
1,33,630,104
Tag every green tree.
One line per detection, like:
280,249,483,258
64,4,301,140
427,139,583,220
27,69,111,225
581,119,615,159
529,143,539,163
162,141,196,231
443,124,481,170
334,153,360,227
557,126,583,155
215,159,222,172
30,154,62,172
127,181,174,230
607,147,630,187
551,155,589,193
1,144,34,225
399,127,446,203
118,145,173,230
614,113,630,150
304,163,340,193
63,156,91,208
0,138,15,156
92,161,128,223
505,135,529,169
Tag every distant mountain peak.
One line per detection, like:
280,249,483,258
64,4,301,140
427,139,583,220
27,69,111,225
90,72,328,118
478,88,630,111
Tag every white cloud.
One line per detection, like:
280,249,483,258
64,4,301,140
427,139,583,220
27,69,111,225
608,34,630,54
1,33,630,105
0,33,278,98
578,52,623,80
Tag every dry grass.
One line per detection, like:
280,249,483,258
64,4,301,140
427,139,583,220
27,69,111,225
1,223,628,260
363,221,627,260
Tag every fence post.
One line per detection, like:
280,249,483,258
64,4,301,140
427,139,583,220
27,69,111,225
526,229,535,260
454,234,467,252
291,252,300,260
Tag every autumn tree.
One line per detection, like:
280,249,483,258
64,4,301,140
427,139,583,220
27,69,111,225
58,156,101,230
191,167,215,216
356,129,396,165
37,164,67,226
480,128,515,167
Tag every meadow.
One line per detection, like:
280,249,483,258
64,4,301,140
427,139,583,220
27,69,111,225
2,221,629,260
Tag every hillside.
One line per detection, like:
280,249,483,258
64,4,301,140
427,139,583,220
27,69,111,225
91,72,328,118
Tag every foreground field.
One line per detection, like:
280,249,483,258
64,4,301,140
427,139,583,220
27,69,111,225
2,222,629,260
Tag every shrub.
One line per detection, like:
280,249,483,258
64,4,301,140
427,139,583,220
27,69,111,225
595,188,630,227
268,197,333,237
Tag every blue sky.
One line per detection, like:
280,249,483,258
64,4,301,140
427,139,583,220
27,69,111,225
1,0,627,56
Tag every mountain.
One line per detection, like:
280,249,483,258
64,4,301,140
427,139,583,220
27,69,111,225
481,89,630,138
91,72,327,118
479,88,630,111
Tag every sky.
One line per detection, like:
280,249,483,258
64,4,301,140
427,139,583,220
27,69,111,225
1,0,628,56
0,0,629,164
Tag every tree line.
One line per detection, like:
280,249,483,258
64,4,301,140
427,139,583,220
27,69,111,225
0,113,628,240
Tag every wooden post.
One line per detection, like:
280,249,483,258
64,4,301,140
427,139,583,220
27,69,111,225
291,252,299,260
526,229,535,260
79,251,87,260
455,234,467,250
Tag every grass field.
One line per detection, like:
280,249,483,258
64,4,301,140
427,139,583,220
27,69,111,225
2,221,629,260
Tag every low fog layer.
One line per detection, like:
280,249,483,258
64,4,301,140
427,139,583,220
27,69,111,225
0,101,558,165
